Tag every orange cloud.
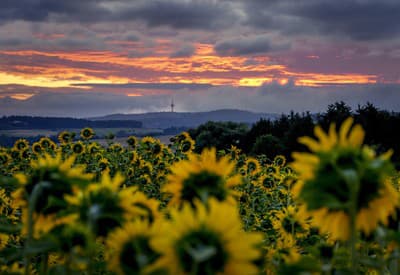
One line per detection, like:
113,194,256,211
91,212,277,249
0,43,378,90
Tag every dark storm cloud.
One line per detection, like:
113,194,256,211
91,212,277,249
292,1,400,40
215,35,290,56
121,1,237,30
0,0,238,30
0,0,109,23
243,0,400,41
2,1,399,41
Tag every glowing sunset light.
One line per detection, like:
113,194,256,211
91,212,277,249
0,48,379,90
9,93,35,100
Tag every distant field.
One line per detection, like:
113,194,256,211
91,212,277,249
0,127,163,138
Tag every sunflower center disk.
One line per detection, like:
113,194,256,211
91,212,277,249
120,236,159,274
26,169,73,214
181,171,227,203
176,229,228,274
301,150,382,212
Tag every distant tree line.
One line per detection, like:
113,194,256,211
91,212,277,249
188,102,400,167
0,116,142,130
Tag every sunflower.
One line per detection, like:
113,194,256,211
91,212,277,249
257,174,280,193
53,223,92,254
121,191,161,224
58,130,73,144
80,127,95,140
228,145,242,161
0,233,9,249
126,136,138,149
12,154,92,237
66,173,139,237
106,220,161,275
108,143,123,153
292,117,398,240
267,237,301,265
271,205,310,241
174,132,195,153
0,152,11,166
0,188,19,223
13,153,91,215
150,199,263,275
39,137,56,151
245,157,261,177
141,136,157,146
98,157,110,173
20,149,30,159
13,138,29,151
72,141,85,155
163,148,242,206
87,142,101,154
273,155,286,167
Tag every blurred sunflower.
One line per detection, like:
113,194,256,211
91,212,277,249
106,220,161,275
123,191,161,224
163,148,242,206
12,154,92,237
292,117,398,240
80,127,95,140
151,199,263,275
13,154,91,214
66,173,139,237
0,233,9,249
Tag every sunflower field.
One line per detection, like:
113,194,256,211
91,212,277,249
1,118,400,274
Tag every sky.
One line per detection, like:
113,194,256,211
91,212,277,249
0,0,399,117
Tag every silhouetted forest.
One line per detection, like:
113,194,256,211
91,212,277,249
0,116,142,130
188,102,400,166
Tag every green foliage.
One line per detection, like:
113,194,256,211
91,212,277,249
188,121,248,153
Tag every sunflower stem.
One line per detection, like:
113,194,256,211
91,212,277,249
346,172,359,274
349,202,358,274
40,252,48,275
24,181,50,275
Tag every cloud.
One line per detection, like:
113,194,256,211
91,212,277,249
215,34,290,56
242,0,400,41
0,0,238,31
73,82,213,90
0,91,171,117
121,0,238,30
169,44,196,57
0,0,110,24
